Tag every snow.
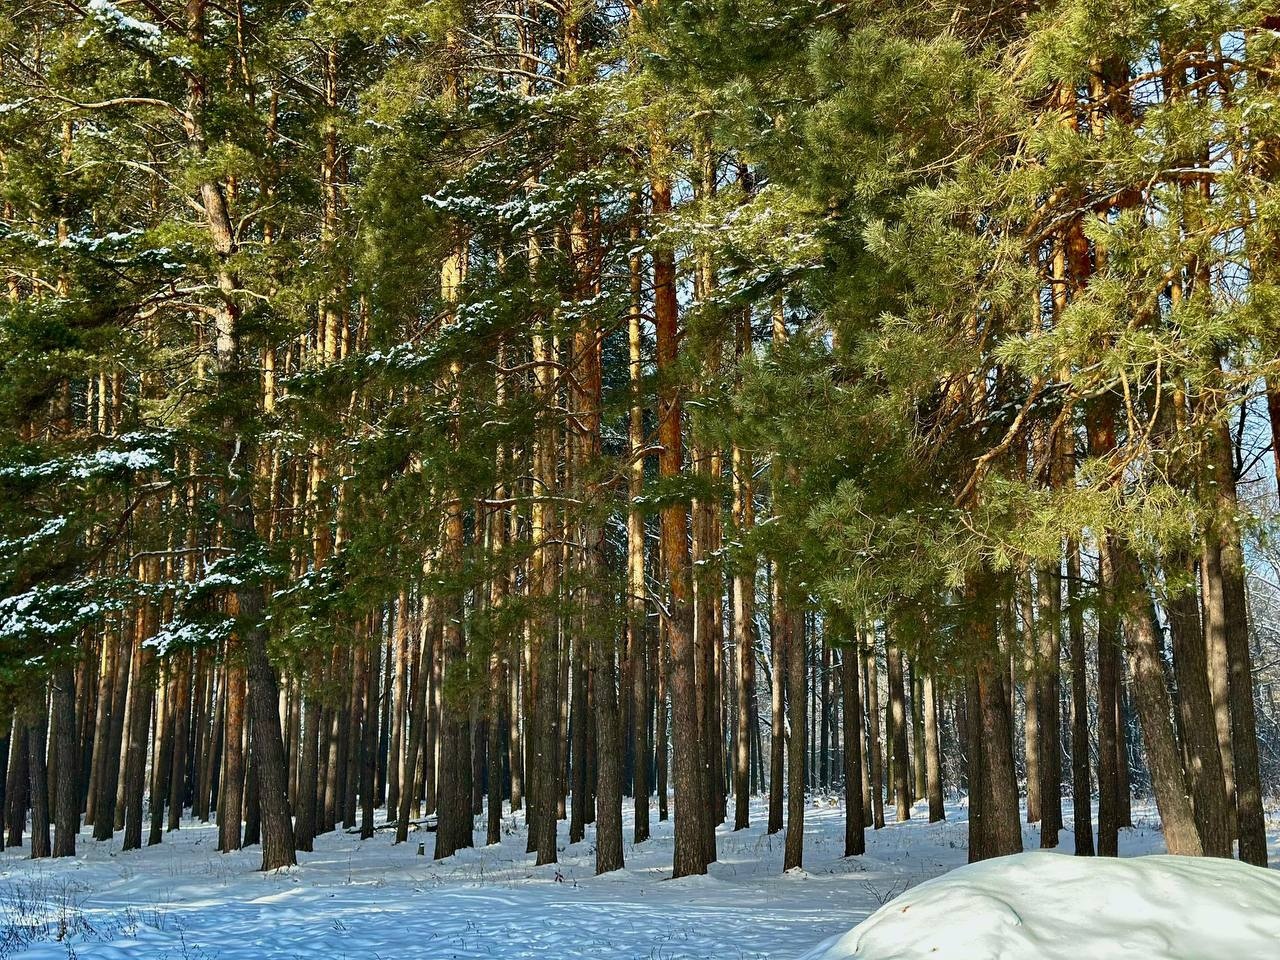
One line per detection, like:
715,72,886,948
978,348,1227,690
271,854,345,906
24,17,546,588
84,0,163,50
0,798,1275,959
806,850,1280,960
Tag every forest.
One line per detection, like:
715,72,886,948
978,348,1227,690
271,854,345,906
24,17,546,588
0,0,1279,943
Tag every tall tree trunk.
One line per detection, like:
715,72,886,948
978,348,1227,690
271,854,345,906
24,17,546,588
27,705,51,858
486,650,504,846
192,0,295,871
1066,543,1094,856
1166,553,1231,857
388,591,410,819
840,643,866,855
1021,580,1041,826
1203,421,1267,866
1105,540,1203,857
148,661,173,846
968,576,1022,862
529,301,561,866
784,593,806,871
1036,559,1063,848
51,666,78,857
909,663,924,805
6,721,28,848
569,633,588,846
122,593,155,854
656,614,669,823
865,626,885,830
85,629,116,829
167,651,191,832
653,170,707,878
626,230,650,841
395,600,431,845
360,634,380,841
923,674,945,823
768,566,786,835
219,662,246,852
887,644,910,824
296,696,319,851
732,442,755,831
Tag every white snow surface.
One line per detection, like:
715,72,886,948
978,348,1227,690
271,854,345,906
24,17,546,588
804,850,1280,960
0,797,1276,958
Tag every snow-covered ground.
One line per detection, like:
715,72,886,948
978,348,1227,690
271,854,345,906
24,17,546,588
0,797,1276,959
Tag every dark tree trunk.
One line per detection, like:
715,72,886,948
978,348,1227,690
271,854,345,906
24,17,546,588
656,616,669,823
973,664,1022,860
1202,418,1267,866
909,663,925,805
654,169,707,879
361,636,381,841
967,574,1022,863
865,628,885,830
768,568,785,835
592,583,624,874
840,644,866,855
395,623,428,845
784,595,806,871
631,595,651,842
569,632,588,846
965,676,985,862
1166,553,1231,857
435,567,472,859
732,477,755,831
1036,560,1063,848
122,641,154,853
1066,543,1094,856
296,696,319,851
887,644,910,824
1096,541,1121,857
218,662,245,852
245,625,297,869
486,653,504,846
28,709,51,858
168,651,192,831
7,722,28,848
923,674,945,823
1105,540,1202,857
148,663,173,846
94,620,131,840
52,666,79,857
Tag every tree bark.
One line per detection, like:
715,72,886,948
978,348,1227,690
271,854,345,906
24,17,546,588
768,567,786,835
1166,553,1231,857
1066,543,1095,856
1105,540,1203,857
219,661,246,852
864,626,885,830
1202,423,1267,866
732,443,755,831
784,593,806,870
653,170,708,878
51,666,79,856
27,706,51,858
887,644,910,824
1036,561,1063,848
840,644,866,854
923,674,945,823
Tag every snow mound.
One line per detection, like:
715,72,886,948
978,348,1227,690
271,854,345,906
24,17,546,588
807,851,1280,960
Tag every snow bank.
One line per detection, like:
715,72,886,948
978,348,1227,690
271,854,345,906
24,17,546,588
806,851,1280,960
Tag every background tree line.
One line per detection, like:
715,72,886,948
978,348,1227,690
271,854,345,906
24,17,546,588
1,0,1278,875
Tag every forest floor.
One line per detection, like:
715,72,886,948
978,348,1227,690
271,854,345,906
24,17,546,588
0,797,1277,960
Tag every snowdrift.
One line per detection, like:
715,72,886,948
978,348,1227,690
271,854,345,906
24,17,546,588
806,851,1280,960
